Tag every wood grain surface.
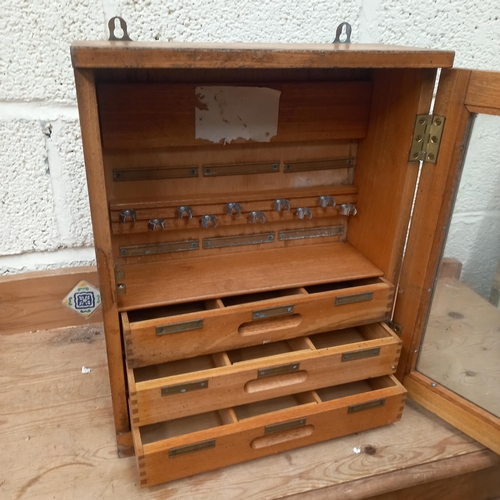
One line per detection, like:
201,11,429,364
0,266,101,334
118,242,384,310
1,325,499,499
98,82,371,149
70,41,454,69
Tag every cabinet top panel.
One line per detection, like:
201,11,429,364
71,42,454,69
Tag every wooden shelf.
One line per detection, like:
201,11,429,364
118,241,384,310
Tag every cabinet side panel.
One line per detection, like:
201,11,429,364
74,68,129,437
347,69,436,284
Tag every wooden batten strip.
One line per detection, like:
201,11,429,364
0,266,102,335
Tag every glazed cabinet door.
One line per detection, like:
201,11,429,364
395,69,500,454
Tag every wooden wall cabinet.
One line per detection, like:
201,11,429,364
71,36,500,487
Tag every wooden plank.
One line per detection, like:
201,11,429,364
394,69,473,379
1,325,496,499
404,371,500,456
417,278,500,419
306,456,500,500
71,42,455,69
97,82,372,150
347,68,437,284
465,70,500,112
0,266,102,334
117,242,384,310
74,68,129,436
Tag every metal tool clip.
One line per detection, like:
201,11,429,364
295,207,312,220
119,209,136,223
339,204,357,216
274,199,291,212
148,218,166,231
319,195,336,208
248,211,266,224
225,202,241,217
201,215,217,228
176,206,193,220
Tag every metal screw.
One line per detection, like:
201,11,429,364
268,235,273,241
204,168,211,175
287,307,293,313
284,164,291,171
419,118,426,125
272,163,278,171
191,242,197,248
428,288,432,292
117,284,125,289
413,152,419,159
416,135,422,142
190,168,197,175
414,349,418,353
431,135,438,143
292,365,298,370
434,118,442,126
120,249,126,256
205,241,210,247
431,382,437,387
391,366,396,370
279,233,285,238
427,153,435,160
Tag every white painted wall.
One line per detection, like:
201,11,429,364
1,0,500,282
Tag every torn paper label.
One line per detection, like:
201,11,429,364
195,86,281,144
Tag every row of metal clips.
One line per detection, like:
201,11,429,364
118,197,357,231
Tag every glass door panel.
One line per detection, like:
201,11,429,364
417,113,500,417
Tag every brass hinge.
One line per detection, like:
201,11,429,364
408,114,445,164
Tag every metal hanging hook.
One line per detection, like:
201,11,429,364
108,17,132,41
333,22,352,44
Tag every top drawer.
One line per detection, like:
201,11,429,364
122,277,394,368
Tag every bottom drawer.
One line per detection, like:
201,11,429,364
133,375,406,487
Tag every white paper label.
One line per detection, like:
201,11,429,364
195,86,281,144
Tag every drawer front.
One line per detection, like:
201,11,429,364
134,375,406,487
129,323,402,426
123,279,394,368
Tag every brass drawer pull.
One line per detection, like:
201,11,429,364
161,380,208,396
342,347,381,362
156,319,204,336
258,363,300,378
252,305,294,320
348,398,386,414
265,418,307,434
335,291,374,306
168,439,216,458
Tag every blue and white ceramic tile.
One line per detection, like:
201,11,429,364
62,280,101,318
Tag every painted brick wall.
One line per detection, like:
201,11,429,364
1,0,500,298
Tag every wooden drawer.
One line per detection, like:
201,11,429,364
128,323,401,426
122,277,394,368
132,375,406,487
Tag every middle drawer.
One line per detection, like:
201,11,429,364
122,277,394,368
127,322,401,426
